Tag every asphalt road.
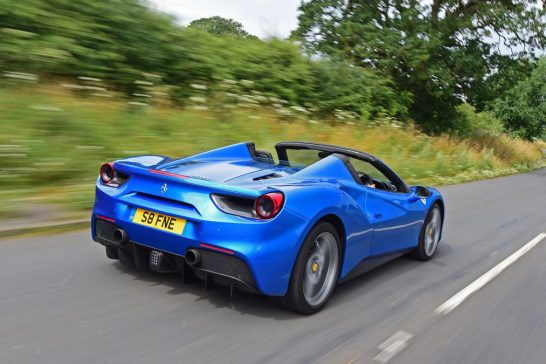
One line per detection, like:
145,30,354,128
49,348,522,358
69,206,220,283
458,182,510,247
1,168,545,364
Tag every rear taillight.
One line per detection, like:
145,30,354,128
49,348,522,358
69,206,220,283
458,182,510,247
100,163,115,184
99,162,128,187
211,192,284,219
255,192,284,219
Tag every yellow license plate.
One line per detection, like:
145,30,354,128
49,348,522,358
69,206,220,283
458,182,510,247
132,208,186,235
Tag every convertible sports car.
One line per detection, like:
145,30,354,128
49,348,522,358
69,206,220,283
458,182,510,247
92,142,444,313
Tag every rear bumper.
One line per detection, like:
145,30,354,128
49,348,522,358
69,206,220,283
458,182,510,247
92,186,309,296
95,219,259,293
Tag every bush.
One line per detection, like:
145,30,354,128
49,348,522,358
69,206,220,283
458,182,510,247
493,58,546,140
0,85,542,205
0,0,404,122
453,103,504,137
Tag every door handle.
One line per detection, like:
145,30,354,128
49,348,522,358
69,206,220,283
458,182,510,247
374,212,383,218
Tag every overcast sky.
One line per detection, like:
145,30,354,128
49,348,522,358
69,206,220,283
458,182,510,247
150,0,302,38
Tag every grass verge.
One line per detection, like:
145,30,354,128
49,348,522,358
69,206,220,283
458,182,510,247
1,85,544,217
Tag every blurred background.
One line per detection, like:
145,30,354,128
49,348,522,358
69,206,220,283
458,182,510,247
0,0,544,224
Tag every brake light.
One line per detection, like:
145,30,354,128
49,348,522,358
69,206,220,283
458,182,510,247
148,169,188,179
99,162,128,187
100,162,115,184
255,192,284,219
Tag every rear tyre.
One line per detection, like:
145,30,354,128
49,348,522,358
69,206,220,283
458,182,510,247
283,222,341,314
411,204,442,261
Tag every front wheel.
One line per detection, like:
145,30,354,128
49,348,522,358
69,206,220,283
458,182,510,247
284,222,341,314
412,204,442,260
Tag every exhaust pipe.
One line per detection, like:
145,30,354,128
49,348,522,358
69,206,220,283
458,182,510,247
113,229,128,244
185,249,202,267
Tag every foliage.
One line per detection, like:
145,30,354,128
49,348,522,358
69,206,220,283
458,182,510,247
468,56,536,112
0,0,408,121
0,86,543,216
294,0,546,133
188,16,253,38
453,103,505,137
308,59,412,120
493,58,546,140
0,0,544,138
0,0,178,93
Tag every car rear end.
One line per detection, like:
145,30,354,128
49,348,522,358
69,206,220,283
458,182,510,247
91,155,308,296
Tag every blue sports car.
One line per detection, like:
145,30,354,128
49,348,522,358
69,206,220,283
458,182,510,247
92,142,444,313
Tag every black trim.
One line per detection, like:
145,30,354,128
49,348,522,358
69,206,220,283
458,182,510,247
255,150,274,164
339,249,412,283
274,141,410,193
95,219,126,247
193,267,259,294
275,141,375,163
93,222,259,294
364,160,410,193
245,142,256,158
191,249,255,288
245,142,275,164
340,155,362,183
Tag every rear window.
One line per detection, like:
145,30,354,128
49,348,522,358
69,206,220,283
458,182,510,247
281,149,331,168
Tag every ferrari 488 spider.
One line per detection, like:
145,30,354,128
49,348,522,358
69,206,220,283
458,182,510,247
92,142,444,313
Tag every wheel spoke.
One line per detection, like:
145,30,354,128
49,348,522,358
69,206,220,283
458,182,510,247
424,208,441,256
316,238,327,255
302,232,339,307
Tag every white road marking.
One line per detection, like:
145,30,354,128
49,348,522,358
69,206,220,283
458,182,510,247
373,330,413,363
435,232,546,315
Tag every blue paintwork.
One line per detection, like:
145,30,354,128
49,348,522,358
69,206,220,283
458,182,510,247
91,142,444,296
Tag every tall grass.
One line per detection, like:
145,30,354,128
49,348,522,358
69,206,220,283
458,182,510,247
0,85,543,215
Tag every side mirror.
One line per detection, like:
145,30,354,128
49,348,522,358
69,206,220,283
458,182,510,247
415,186,431,198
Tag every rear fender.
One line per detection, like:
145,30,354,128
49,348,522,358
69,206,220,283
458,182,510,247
278,155,374,279
281,183,373,282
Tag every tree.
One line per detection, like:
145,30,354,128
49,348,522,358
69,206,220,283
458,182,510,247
309,59,412,119
0,0,180,92
293,0,546,133
493,58,546,140
468,55,536,111
188,16,252,38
